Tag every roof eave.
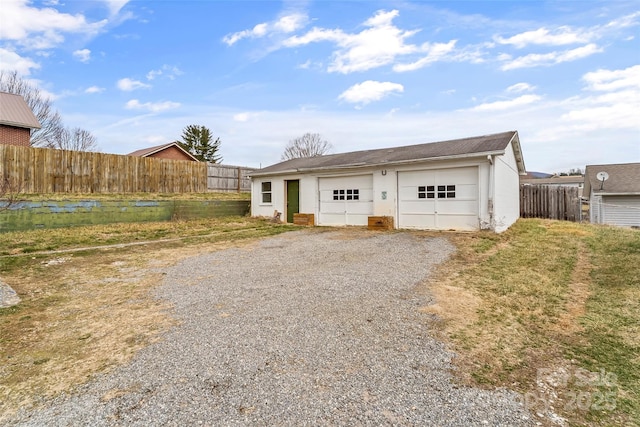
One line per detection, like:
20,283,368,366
508,131,527,175
593,191,640,196
250,149,507,178
137,143,199,161
0,120,41,130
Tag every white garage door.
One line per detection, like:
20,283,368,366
398,167,479,231
319,175,374,226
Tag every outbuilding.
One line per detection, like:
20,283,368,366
251,131,526,232
584,163,640,228
0,91,41,147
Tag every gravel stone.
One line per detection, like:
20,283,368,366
7,229,533,426
0,279,21,308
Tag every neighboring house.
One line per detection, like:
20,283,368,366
584,163,640,227
128,142,198,161
0,91,41,147
251,131,526,232
520,175,584,197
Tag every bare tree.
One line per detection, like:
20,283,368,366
53,127,99,151
281,133,332,161
0,176,23,212
0,70,63,147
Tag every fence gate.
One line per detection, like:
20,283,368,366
520,184,581,222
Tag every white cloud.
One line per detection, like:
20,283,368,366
0,0,107,50
233,112,251,122
223,12,308,46
338,80,404,105
560,65,640,131
284,10,421,74
102,0,130,16
0,48,40,74
393,40,458,72
582,65,640,91
117,77,151,91
274,14,307,33
500,43,603,70
125,99,181,112
507,83,536,93
146,65,183,81
470,94,542,112
494,26,590,48
85,86,105,94
73,48,91,63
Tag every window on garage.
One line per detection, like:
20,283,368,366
261,181,272,203
418,185,455,199
333,189,359,201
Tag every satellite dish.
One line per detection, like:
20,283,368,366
596,171,609,190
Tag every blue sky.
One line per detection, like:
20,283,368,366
1,0,639,171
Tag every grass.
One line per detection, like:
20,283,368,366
0,216,296,422
0,216,278,258
423,219,639,426
11,192,251,201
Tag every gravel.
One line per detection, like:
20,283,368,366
0,280,21,309
8,229,533,426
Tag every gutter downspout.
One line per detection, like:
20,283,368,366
487,155,495,229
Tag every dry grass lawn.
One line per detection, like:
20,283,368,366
421,219,639,427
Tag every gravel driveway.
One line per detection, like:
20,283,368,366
9,229,533,426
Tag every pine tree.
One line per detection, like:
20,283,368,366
179,125,222,163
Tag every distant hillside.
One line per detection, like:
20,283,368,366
524,171,553,179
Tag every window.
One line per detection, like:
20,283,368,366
417,185,435,199
261,181,272,203
419,184,455,199
333,189,359,201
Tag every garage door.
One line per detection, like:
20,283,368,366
398,167,479,230
319,175,374,226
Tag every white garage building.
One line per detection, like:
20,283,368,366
251,131,526,232
584,163,640,228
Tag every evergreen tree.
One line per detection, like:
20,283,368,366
179,125,222,163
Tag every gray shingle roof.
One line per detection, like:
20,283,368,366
0,91,41,129
584,163,640,196
252,131,524,176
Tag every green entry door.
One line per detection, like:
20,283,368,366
286,180,300,223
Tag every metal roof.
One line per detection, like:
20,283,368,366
0,91,41,129
252,131,525,177
127,141,199,161
584,163,640,197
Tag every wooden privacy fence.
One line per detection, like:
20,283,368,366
207,164,254,193
1,145,207,193
520,184,581,222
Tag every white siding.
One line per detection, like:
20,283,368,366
493,141,521,232
601,196,640,227
589,194,603,224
